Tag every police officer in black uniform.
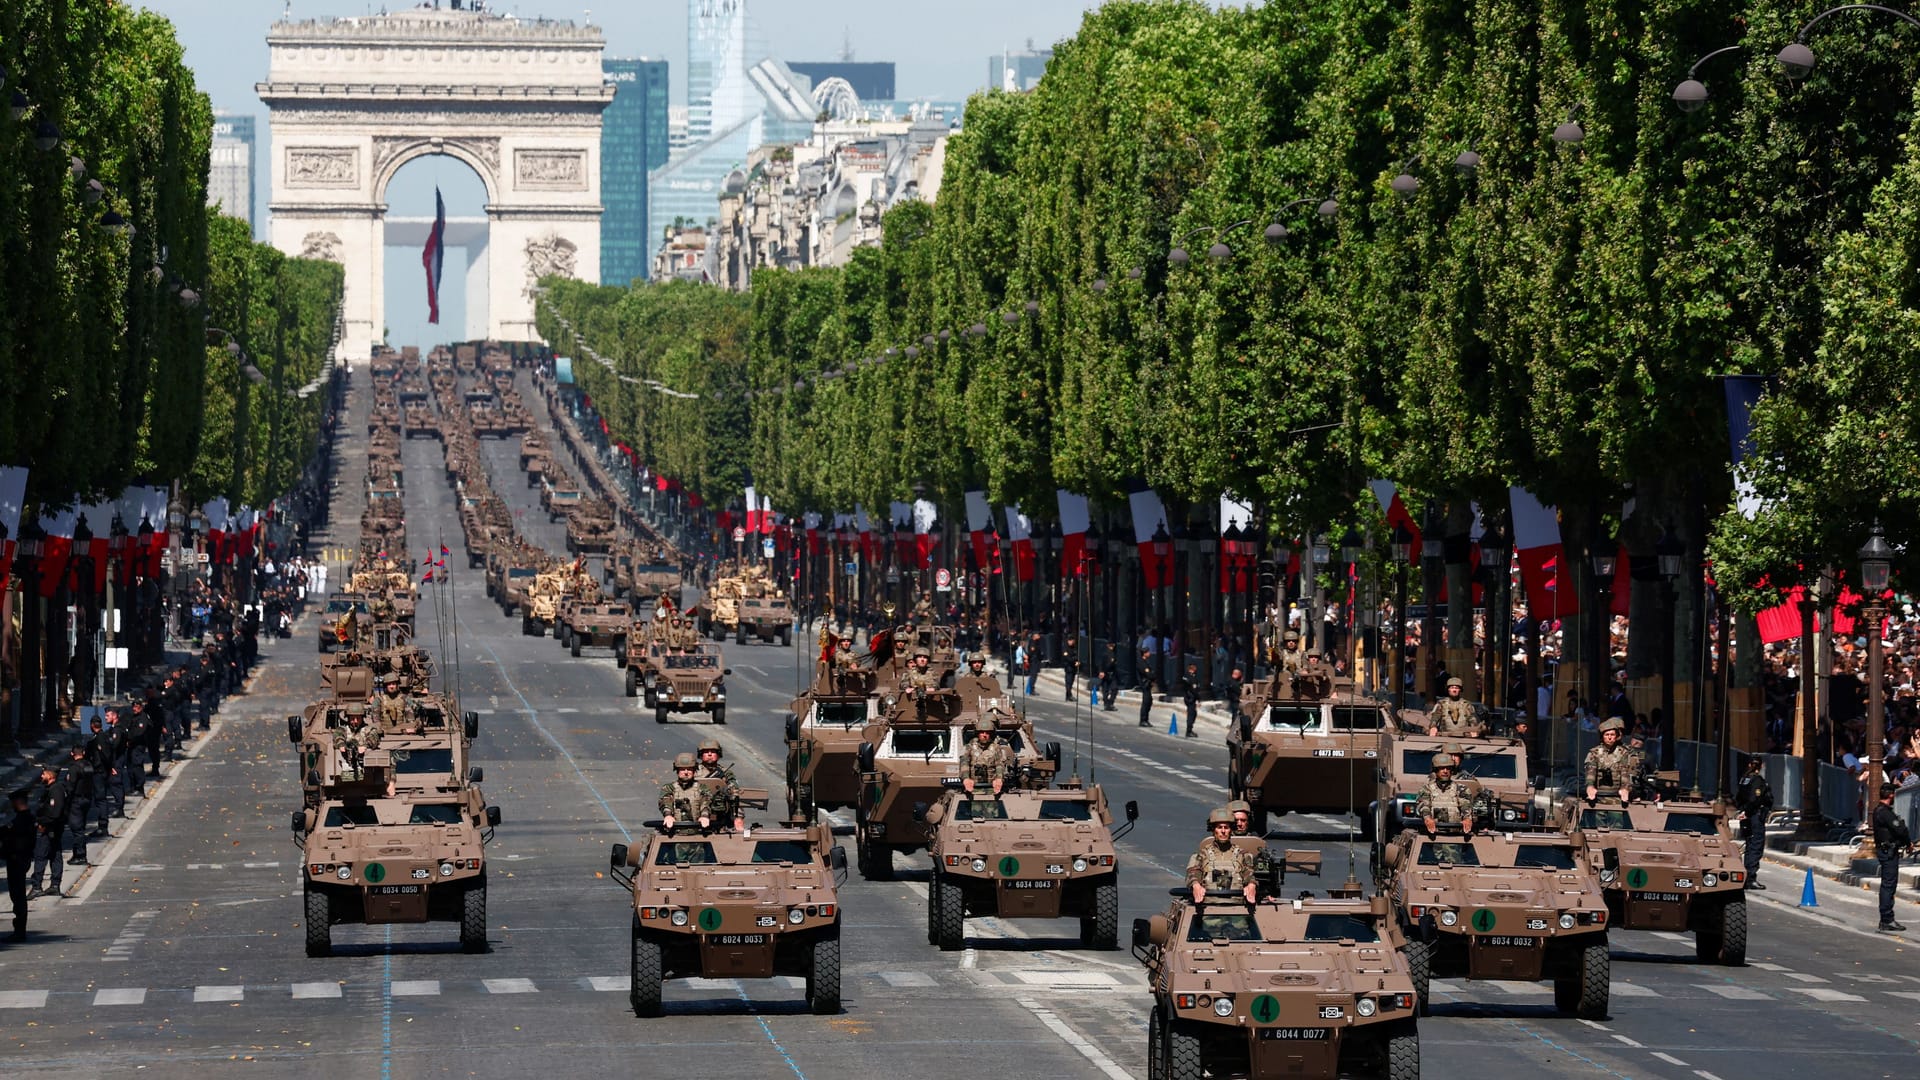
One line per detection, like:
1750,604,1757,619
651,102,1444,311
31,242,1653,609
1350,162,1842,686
138,690,165,779
1734,757,1773,891
63,744,95,867
27,765,69,899
1871,785,1911,933
5,787,36,941
119,704,147,801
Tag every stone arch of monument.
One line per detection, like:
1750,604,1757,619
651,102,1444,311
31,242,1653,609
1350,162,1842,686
257,7,612,360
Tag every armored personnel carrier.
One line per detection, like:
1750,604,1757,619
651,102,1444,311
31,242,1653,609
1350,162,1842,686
565,501,617,555
1227,659,1392,833
1376,822,1611,1018
520,560,597,637
784,663,880,820
292,715,498,957
1367,731,1538,842
558,597,632,657
609,814,848,1017
1568,783,1749,964
733,593,793,646
541,483,584,523
921,780,1136,950
853,691,1058,879
628,641,729,723
1135,850,1420,1080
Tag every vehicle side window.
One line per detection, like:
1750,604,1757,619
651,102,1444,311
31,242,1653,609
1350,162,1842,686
1581,810,1631,831
751,841,814,864
1269,708,1317,730
953,799,1007,821
1037,801,1093,821
1662,813,1721,836
407,803,463,825
1510,847,1577,871
324,805,380,827
1303,914,1381,942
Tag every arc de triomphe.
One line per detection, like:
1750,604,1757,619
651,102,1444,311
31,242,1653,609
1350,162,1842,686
258,8,611,360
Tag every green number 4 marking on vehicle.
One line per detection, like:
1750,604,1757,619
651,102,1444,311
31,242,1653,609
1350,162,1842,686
698,907,723,932
998,856,1020,877
1470,908,1496,933
364,863,385,884
1250,994,1280,1024
1626,867,1649,890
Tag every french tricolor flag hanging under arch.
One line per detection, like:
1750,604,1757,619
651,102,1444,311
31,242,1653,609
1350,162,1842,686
422,187,446,325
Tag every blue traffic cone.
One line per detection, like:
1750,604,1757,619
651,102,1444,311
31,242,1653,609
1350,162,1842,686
1090,688,1100,707
1168,712,1181,735
1798,867,1819,908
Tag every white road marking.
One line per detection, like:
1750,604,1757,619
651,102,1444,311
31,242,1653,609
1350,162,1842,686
1491,980,1552,996
0,991,49,1008
1747,961,1789,971
1696,984,1770,1000
1651,1052,1691,1066
685,977,739,991
1695,1071,1726,1080
1781,972,1828,983
585,977,626,992
291,982,342,999
1610,982,1660,997
1611,1034,1644,1047
1016,995,1134,1080
1579,1019,1609,1030
878,971,936,987
194,985,244,1003
1887,991,1920,1003
1008,970,1119,990
93,988,146,1006
961,948,978,970
1788,987,1866,1002
482,978,539,995
390,980,441,997
70,708,234,903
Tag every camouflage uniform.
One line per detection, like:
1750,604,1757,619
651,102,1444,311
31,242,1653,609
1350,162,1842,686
1277,642,1305,676
697,744,740,821
378,691,411,731
1186,838,1259,892
959,736,1015,787
337,719,380,776
1428,696,1480,736
1415,776,1481,824
1584,743,1639,792
659,778,716,822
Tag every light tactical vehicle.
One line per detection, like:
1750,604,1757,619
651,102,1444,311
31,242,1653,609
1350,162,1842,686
1134,851,1420,1080
541,483,584,523
1228,659,1391,833
1376,824,1611,1018
565,502,617,554
627,641,730,723
520,562,597,637
1366,731,1538,842
853,690,1059,879
699,563,785,642
318,595,371,654
921,780,1137,949
558,597,632,657
1568,786,1749,964
783,664,880,820
291,718,498,957
609,812,848,1017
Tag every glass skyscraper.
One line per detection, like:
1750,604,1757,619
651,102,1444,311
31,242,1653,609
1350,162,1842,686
208,112,256,233
601,57,671,285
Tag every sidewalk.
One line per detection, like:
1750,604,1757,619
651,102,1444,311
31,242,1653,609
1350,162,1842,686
0,644,198,797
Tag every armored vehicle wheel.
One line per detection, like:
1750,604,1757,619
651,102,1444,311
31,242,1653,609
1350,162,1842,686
304,887,331,957
1697,897,1746,966
1165,1018,1204,1080
805,930,841,1014
1081,881,1120,949
926,876,940,944
630,919,663,1017
1386,1025,1420,1080
736,627,748,646
778,626,790,647
654,704,669,724
460,879,488,953
711,707,727,725
318,638,330,654
1147,1008,1166,1080
861,835,894,881
643,683,659,708
1554,940,1609,1019
934,876,965,950
1404,938,1432,1016
571,638,582,658
485,578,495,599
559,626,572,650
624,668,639,697
521,616,536,636
613,638,627,667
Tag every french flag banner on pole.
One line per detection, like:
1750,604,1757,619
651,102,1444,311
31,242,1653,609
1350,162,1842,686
1004,505,1035,582
1057,489,1090,577
422,187,446,325
1128,485,1173,589
964,490,991,571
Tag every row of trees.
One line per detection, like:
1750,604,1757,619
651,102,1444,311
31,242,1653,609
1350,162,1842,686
537,0,1920,624
2,0,342,515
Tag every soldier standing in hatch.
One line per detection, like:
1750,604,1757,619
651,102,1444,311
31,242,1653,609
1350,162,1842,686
660,752,717,831
959,715,1015,797
1276,630,1306,676
378,678,412,732
1584,717,1638,804
1187,807,1260,904
1428,677,1481,735
899,647,937,702
695,739,744,830
338,710,380,778
1417,753,1480,835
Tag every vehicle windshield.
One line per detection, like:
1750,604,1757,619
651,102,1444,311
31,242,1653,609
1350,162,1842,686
751,841,815,864
1037,800,1094,821
1303,914,1381,942
654,841,716,865
1187,913,1261,942
323,805,380,827
1332,707,1386,731
407,803,463,825
888,728,953,757
1507,846,1578,871
951,798,1006,820
508,569,538,579
663,654,719,670
1416,841,1480,866
1400,751,1520,780
1663,813,1722,836
326,599,366,615
1267,707,1319,730
813,702,867,727
1580,809,1631,830
391,748,454,775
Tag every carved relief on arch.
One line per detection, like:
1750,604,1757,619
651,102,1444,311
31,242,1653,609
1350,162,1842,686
522,232,578,300
299,231,343,263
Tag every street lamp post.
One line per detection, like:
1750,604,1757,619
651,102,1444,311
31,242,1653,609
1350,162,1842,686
1392,526,1412,711
1479,523,1511,711
1656,531,1685,771
1421,516,1443,700
1858,521,1893,855
1590,530,1618,722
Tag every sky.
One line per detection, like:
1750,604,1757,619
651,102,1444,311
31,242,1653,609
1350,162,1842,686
144,0,1108,347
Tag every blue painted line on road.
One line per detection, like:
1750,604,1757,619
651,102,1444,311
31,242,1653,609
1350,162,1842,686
382,926,393,1080
1506,1019,1635,1080
465,618,632,844
735,982,809,1080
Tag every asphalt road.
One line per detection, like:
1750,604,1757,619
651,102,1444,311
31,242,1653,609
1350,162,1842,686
4,369,1917,1079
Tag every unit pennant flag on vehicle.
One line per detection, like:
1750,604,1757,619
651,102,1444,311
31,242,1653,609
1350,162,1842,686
422,186,446,325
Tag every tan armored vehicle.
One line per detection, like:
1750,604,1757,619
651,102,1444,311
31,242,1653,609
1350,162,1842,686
288,674,482,811
403,400,438,440
1377,823,1611,1018
524,445,553,490
520,560,597,637
1568,785,1749,964
629,641,729,724
542,485,584,524
558,598,632,657
489,553,544,619
783,663,880,820
608,814,848,1016
566,502,617,555
733,593,793,646
853,691,1059,879
1367,732,1538,842
921,780,1137,950
1135,850,1420,1080
465,389,509,439
291,713,497,957
517,431,546,469
318,595,372,654
608,545,681,601
1227,659,1391,833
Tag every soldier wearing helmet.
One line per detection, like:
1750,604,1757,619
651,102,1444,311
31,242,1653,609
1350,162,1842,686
1417,752,1480,835
1584,717,1637,804
1187,807,1259,904
378,677,412,731
695,739,743,828
1277,629,1305,675
659,752,718,831
338,707,380,778
1227,799,1255,837
899,646,937,700
959,714,1015,797
1428,676,1482,736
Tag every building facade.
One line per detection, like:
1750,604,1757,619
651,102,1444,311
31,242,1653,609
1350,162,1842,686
601,57,670,286
208,112,257,231
988,40,1052,92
